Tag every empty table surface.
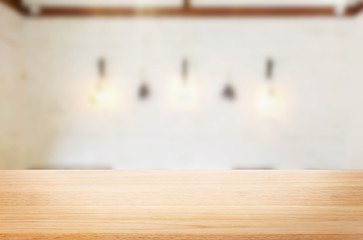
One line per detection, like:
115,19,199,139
0,170,363,240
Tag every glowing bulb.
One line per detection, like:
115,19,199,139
262,87,276,109
168,59,199,109
258,85,277,115
90,80,116,110
168,76,198,109
180,81,194,99
177,77,198,106
177,58,197,103
92,84,107,105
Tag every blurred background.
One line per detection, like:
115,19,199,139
1,0,363,170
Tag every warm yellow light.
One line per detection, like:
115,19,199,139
92,84,107,105
262,87,276,108
90,80,117,110
175,78,198,109
166,75,199,110
258,85,277,115
179,81,195,100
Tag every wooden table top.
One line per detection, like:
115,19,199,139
0,170,363,240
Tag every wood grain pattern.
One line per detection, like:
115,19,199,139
0,170,363,240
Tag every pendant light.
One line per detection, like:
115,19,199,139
91,58,111,108
138,70,150,100
173,57,198,108
222,74,236,101
179,58,193,97
259,58,277,112
138,35,151,101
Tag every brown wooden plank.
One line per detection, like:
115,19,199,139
0,170,363,239
1,0,362,18
34,6,336,17
346,2,363,16
0,0,27,15
184,0,191,10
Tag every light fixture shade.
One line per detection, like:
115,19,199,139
139,82,150,100
222,84,236,101
266,58,274,81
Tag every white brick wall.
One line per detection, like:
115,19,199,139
20,17,363,170
0,4,26,169
1,2,363,169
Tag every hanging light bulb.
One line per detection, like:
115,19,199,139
169,58,198,109
259,58,277,114
178,58,197,102
180,58,192,98
260,84,276,110
90,58,114,109
92,80,108,106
